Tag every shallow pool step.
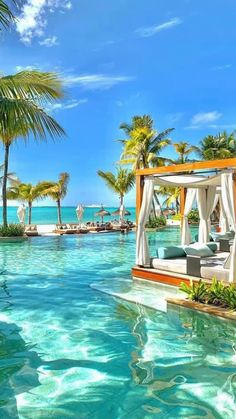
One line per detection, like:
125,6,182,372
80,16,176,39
90,278,185,312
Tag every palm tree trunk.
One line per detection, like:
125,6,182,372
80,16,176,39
28,201,32,224
57,199,62,224
120,194,124,223
2,143,10,227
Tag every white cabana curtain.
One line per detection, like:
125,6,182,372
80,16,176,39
181,189,196,245
197,186,216,243
219,195,230,233
221,174,236,282
136,179,155,266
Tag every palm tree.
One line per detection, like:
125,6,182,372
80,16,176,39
39,173,70,224
7,182,49,224
97,167,135,208
0,0,15,28
198,131,236,160
0,70,65,227
171,141,199,164
119,115,174,170
156,186,181,214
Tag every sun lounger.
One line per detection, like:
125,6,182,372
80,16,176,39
25,225,39,237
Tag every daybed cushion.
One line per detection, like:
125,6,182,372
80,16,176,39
151,257,187,274
184,243,214,257
156,246,186,259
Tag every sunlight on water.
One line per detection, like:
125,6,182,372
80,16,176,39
0,229,235,418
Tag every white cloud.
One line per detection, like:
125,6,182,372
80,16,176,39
16,0,72,44
15,65,35,72
39,35,59,47
47,99,88,112
191,111,222,125
211,64,232,71
136,17,182,38
63,74,134,90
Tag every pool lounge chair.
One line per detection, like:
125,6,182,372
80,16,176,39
25,225,39,237
55,224,75,234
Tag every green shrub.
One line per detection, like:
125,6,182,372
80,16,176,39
221,285,236,310
207,278,225,305
180,278,236,311
180,280,208,303
172,214,181,221
188,209,199,224
0,224,24,237
146,215,167,229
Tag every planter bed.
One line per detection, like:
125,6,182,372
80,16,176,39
167,297,236,321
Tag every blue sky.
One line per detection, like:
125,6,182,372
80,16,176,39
1,0,236,206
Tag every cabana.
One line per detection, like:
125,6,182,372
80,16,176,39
133,158,236,286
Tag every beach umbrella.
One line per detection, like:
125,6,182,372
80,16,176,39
95,205,111,223
17,204,26,224
112,207,131,217
76,204,84,222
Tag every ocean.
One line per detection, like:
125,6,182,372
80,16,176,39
1,206,136,225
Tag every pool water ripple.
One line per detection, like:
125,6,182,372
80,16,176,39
0,229,235,418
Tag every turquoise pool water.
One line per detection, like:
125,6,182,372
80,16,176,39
0,228,235,418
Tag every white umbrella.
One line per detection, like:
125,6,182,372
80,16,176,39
76,204,84,222
17,204,26,224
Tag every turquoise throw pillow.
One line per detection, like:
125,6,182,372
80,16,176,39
206,242,217,253
184,244,214,257
157,246,186,259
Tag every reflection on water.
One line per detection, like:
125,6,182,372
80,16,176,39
0,231,235,418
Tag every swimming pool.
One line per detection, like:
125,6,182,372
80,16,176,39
0,229,235,418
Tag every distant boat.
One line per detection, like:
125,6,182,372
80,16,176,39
85,204,101,208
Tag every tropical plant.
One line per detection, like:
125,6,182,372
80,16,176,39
207,278,225,306
97,167,135,208
0,0,16,28
39,173,70,224
146,215,166,229
180,279,236,311
7,182,49,224
197,131,236,161
188,209,199,224
221,285,236,310
0,70,65,227
119,115,174,170
0,223,24,237
170,141,198,164
180,280,208,303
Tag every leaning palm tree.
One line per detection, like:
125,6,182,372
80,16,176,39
7,182,49,224
0,97,65,227
156,186,181,214
39,173,70,224
97,167,135,208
